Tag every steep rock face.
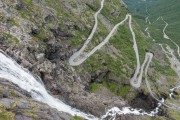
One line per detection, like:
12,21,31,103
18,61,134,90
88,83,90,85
0,0,178,119
0,0,128,118
0,79,73,120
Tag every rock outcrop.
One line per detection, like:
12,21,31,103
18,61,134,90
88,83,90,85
0,79,73,120
0,0,178,119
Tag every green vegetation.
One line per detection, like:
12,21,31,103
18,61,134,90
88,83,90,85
0,103,14,120
10,91,19,98
148,0,180,45
81,18,152,95
23,111,40,120
0,31,20,45
45,0,97,48
84,51,130,79
23,0,33,7
0,16,4,22
146,20,178,51
18,2,33,20
103,80,119,94
103,81,131,97
167,109,180,120
86,0,100,11
110,25,136,67
123,0,180,102
88,20,109,48
32,29,47,40
90,82,100,92
73,115,84,120
70,30,90,47
6,18,19,26
1,0,178,119
70,0,153,97
124,0,180,51
101,0,127,24
117,85,131,97
89,80,131,97
154,60,176,77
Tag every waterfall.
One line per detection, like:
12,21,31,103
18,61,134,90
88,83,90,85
0,50,164,120
0,50,98,120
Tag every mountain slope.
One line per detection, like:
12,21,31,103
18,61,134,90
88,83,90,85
0,0,179,119
149,0,180,46
124,0,180,119
124,0,180,47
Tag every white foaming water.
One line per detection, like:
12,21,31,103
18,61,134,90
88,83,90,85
0,50,165,120
169,85,180,99
0,50,98,120
101,99,164,120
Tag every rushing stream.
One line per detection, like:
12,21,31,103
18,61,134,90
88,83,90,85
0,49,165,119
144,2,180,110
0,0,179,119
170,86,180,99
0,50,98,120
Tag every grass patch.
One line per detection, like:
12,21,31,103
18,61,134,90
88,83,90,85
6,18,19,26
73,115,84,120
89,82,100,92
154,60,177,77
10,91,19,98
117,85,131,97
101,0,127,24
32,29,47,40
0,103,14,120
0,31,20,45
167,109,180,120
103,80,118,94
110,25,136,68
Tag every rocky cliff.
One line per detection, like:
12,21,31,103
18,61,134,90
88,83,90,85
0,0,179,120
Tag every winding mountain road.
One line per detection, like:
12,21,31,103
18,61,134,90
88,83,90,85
69,0,105,66
1,0,178,119
71,0,180,117
145,6,151,24
161,17,180,57
0,0,180,119
69,0,155,89
144,15,180,109
69,0,180,112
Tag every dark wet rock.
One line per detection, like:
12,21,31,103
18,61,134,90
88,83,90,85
160,93,168,99
50,28,74,38
30,28,40,35
157,108,167,116
2,90,10,98
130,91,157,112
44,15,54,23
44,43,72,61
0,79,73,120
0,0,173,119
91,70,110,82
45,44,59,60
173,91,179,95
15,0,24,10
